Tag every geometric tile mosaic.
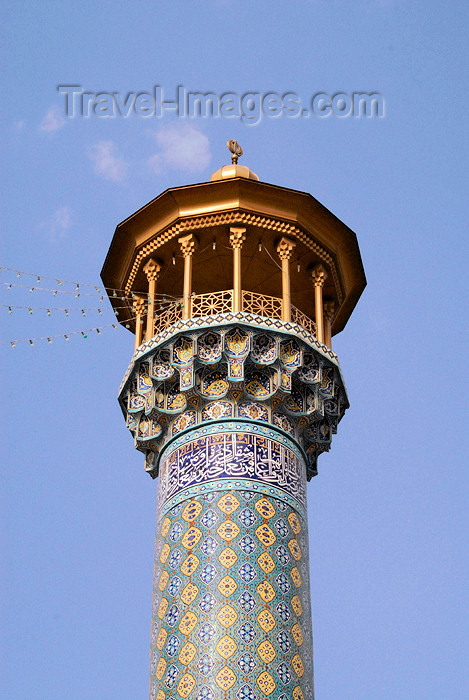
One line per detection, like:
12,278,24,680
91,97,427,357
149,487,314,700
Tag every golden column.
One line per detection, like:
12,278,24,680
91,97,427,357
143,258,161,342
229,227,246,312
132,294,146,350
277,237,296,322
178,234,197,320
311,264,327,344
324,300,336,349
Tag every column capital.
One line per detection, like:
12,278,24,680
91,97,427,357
276,237,296,261
324,300,336,322
132,294,146,315
178,233,197,258
143,258,161,282
310,263,327,288
229,227,246,250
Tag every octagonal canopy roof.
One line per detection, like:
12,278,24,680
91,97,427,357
101,170,366,336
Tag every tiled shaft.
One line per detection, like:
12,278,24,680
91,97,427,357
149,439,314,700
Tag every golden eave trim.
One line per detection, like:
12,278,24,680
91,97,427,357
125,211,344,304
123,210,344,306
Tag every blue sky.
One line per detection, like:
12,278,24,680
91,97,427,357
1,1,467,698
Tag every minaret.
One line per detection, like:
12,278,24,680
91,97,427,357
101,143,366,700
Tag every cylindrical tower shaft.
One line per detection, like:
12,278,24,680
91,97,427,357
149,424,314,700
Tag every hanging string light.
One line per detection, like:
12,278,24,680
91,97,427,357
0,266,126,294
1,277,177,302
3,317,137,347
1,266,182,349
0,281,130,299
0,303,133,314
1,298,179,323
5,264,144,292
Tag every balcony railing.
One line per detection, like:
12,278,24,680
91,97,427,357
291,306,317,336
152,289,317,337
242,290,283,319
191,289,234,316
153,301,183,335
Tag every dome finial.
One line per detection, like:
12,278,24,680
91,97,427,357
227,139,243,165
210,141,258,181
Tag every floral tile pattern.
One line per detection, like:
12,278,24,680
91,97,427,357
149,487,314,700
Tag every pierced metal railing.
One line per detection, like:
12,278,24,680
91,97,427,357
191,289,234,317
291,305,317,336
152,289,317,338
153,302,183,335
242,290,283,319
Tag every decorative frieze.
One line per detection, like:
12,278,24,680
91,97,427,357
157,430,307,512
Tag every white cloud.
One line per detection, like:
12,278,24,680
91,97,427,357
148,124,211,174
40,206,72,241
88,140,127,182
39,105,65,133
